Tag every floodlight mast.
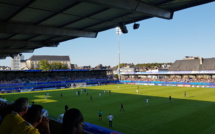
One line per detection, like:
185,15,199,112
116,27,121,81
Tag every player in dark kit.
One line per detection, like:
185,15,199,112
90,95,93,102
120,103,125,111
169,96,172,103
65,104,68,112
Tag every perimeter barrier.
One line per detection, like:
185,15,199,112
121,80,215,88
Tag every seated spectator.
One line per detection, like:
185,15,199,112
62,108,84,134
11,104,50,134
0,115,2,124
0,97,28,134
0,103,14,122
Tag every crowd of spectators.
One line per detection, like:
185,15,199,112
0,97,84,134
123,77,215,83
0,75,110,85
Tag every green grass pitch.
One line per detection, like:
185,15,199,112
2,84,215,134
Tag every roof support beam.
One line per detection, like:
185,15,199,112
0,22,98,38
0,55,8,59
35,1,81,24
60,7,110,28
82,0,173,19
0,40,59,48
0,49,34,54
5,0,37,22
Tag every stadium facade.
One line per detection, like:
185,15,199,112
120,57,215,79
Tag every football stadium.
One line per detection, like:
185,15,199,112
2,57,215,134
0,0,215,134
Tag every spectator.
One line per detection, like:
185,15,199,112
62,108,84,134
0,97,28,134
11,104,50,134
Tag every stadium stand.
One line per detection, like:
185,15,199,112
0,70,115,93
169,57,215,71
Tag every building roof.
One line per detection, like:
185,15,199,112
0,0,214,59
169,58,215,71
28,55,70,61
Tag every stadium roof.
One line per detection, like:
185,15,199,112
0,0,214,59
169,58,215,71
29,55,70,61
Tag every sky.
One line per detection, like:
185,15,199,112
0,2,214,67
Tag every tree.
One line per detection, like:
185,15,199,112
115,63,127,68
51,62,68,69
38,60,68,70
38,60,51,71
114,74,118,79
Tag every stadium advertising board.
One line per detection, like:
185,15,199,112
84,122,124,134
148,83,154,86
121,80,215,89
121,70,215,75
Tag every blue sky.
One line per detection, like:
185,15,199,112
0,2,214,67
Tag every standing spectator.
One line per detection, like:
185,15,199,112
62,108,84,134
11,105,50,134
73,83,76,88
65,104,69,112
0,97,29,134
107,114,114,127
98,110,102,120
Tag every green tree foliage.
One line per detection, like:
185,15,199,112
115,63,128,68
135,62,172,68
38,60,51,71
114,63,172,68
51,62,68,69
38,60,68,70
114,74,118,79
